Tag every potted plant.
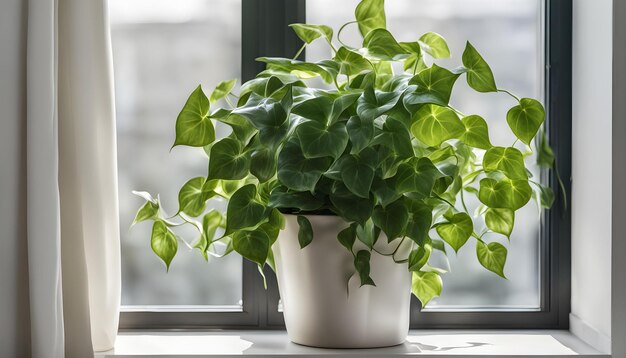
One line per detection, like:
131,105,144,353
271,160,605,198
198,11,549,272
132,0,558,348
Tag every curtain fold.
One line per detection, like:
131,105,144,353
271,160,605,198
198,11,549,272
27,0,121,356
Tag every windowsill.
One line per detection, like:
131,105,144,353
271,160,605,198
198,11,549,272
96,330,608,357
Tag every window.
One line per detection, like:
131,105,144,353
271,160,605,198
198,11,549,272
112,0,570,329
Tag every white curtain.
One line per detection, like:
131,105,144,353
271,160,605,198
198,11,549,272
26,0,121,356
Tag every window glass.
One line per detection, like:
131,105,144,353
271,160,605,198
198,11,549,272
307,0,543,309
110,0,243,307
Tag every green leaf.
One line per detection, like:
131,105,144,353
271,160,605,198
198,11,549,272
436,212,473,253
476,240,507,278
388,157,440,199
356,86,402,121
174,85,215,147
178,177,212,217
151,221,178,271
374,118,415,158
208,137,250,180
289,23,333,44
250,147,277,183
297,216,314,248
209,79,236,104
356,218,380,248
354,250,376,286
346,115,374,154
418,32,450,59
483,146,528,180
485,208,515,238
405,199,433,245
194,210,223,261
372,199,409,241
330,182,374,223
536,130,555,168
233,99,288,146
216,113,257,145
478,178,532,210
330,92,361,123
337,148,377,198
257,57,336,83
362,29,409,61
277,139,332,192
409,244,432,271
506,98,545,145
296,121,349,159
226,184,268,234
334,47,372,76
462,42,497,92
411,104,465,147
409,64,460,104
133,199,159,225
355,0,386,37
291,96,334,125
460,115,492,150
268,186,324,211
232,228,270,266
533,183,555,209
412,271,442,307
338,223,358,253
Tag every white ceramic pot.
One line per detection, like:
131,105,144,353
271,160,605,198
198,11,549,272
272,214,412,348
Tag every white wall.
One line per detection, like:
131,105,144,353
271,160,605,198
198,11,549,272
571,0,613,351
0,0,30,356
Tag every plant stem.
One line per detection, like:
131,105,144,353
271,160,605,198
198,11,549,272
460,187,470,214
498,89,521,102
293,43,306,60
337,21,358,48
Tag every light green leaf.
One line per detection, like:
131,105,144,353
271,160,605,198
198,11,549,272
412,271,442,307
277,139,332,192
462,42,497,92
460,115,492,150
476,240,507,278
151,221,178,271
506,98,545,145
194,210,223,261
478,178,532,210
418,32,450,59
133,200,159,225
362,29,410,61
225,184,268,234
297,216,314,248
483,146,528,180
174,85,215,147
536,130,555,168
232,227,270,266
372,199,409,241
485,208,515,238
355,0,386,37
354,250,376,286
334,47,372,76
257,57,336,83
296,120,349,159
178,177,211,217
411,104,465,147
208,137,250,180
289,23,333,44
209,79,236,104
436,212,473,253
409,64,460,104
533,183,555,209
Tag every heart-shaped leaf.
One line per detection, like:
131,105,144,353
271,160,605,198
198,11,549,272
409,64,460,104
329,182,374,223
483,146,528,180
232,228,270,266
354,250,376,286
338,223,358,253
436,212,473,253
178,177,212,217
476,240,507,278
174,85,215,147
289,23,333,44
460,115,492,149
485,208,515,238
297,215,314,248
210,79,236,104
362,28,410,61
411,104,465,147
372,199,409,241
334,47,372,76
355,0,386,37
296,120,349,159
462,42,497,92
226,184,267,234
277,138,332,192
356,86,402,121
208,137,250,180
506,98,545,145
151,221,178,271
412,271,442,307
346,115,374,154
250,147,277,183
409,244,432,272
418,32,450,59
478,178,532,210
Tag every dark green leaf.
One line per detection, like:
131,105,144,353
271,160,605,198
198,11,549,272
250,147,277,183
277,139,332,192
418,32,450,59
232,228,270,266
330,182,374,223
372,199,409,241
373,117,415,158
460,115,493,149
536,130,555,168
462,42,497,92
436,212,473,253
296,120,349,159
476,240,507,278
338,223,358,253
151,221,178,271
356,218,380,248
412,271,442,307
411,104,465,147
388,157,440,199
233,99,288,146
296,215,314,248
291,96,334,125
268,186,325,211
483,146,528,180
226,184,268,234
506,98,545,145
354,250,376,286
485,208,515,238
208,137,250,180
478,178,532,210
355,0,386,37
405,199,433,245
356,86,402,121
346,115,374,154
174,85,215,147
337,148,377,198
409,244,432,271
